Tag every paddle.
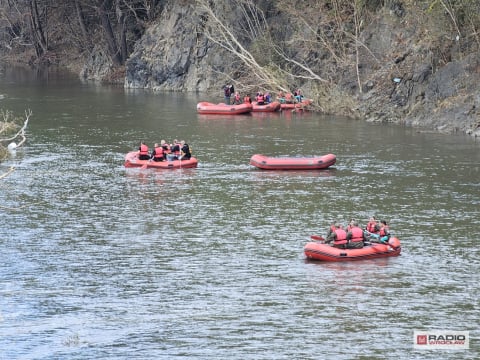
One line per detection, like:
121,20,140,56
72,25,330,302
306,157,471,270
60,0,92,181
310,235,325,242
140,159,151,169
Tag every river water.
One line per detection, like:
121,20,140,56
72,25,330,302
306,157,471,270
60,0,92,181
0,67,479,359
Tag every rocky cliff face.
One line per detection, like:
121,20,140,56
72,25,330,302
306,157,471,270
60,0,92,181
354,7,480,136
125,2,238,92
121,1,479,137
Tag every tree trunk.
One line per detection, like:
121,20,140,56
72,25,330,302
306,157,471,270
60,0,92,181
29,0,48,57
74,0,91,50
116,1,127,63
98,0,122,66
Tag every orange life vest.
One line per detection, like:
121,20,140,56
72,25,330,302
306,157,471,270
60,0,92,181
366,221,378,233
153,146,164,160
333,229,347,245
139,144,148,156
379,226,389,237
349,227,364,242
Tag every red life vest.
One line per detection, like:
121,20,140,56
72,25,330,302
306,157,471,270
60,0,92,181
333,229,347,245
257,94,265,103
349,227,364,242
153,146,164,160
244,96,251,103
366,221,378,233
379,226,389,237
139,144,149,156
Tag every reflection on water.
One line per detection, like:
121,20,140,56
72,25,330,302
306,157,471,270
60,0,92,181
0,69,479,359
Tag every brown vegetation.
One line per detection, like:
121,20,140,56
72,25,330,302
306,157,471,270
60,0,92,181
0,109,31,178
0,1,479,133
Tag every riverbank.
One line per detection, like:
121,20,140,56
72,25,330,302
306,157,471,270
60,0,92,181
1,1,479,137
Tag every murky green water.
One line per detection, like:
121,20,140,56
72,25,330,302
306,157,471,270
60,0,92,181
0,67,479,359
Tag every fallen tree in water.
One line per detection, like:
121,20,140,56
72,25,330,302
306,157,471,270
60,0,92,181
0,109,31,179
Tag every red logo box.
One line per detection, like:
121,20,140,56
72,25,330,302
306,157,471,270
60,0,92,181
417,335,427,345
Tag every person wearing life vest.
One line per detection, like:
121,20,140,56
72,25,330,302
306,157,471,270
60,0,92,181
167,139,181,161
256,92,265,105
346,218,356,232
180,140,192,160
294,88,303,102
265,92,271,103
325,222,348,249
244,94,252,104
325,221,336,240
233,91,241,105
277,90,285,103
285,92,293,103
346,221,366,249
151,143,165,162
223,84,231,105
365,216,379,234
378,220,390,243
138,142,150,160
160,139,170,154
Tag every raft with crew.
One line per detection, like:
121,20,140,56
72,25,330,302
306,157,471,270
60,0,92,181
304,236,401,262
124,151,198,169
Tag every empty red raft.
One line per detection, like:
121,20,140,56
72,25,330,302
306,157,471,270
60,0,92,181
252,101,281,112
124,151,198,169
250,153,336,170
304,237,401,262
196,102,252,115
280,99,313,110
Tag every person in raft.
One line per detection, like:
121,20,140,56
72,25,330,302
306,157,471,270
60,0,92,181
256,92,266,105
346,220,366,249
325,222,348,249
365,216,379,234
244,94,252,104
294,88,303,102
346,218,356,232
223,84,234,105
167,139,181,161
284,92,294,103
179,140,192,160
138,142,150,160
160,139,170,153
325,220,336,240
233,91,241,105
277,90,285,103
151,143,165,162
370,220,391,243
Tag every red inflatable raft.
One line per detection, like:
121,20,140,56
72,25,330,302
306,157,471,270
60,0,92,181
252,101,281,112
124,151,198,169
250,153,336,170
196,102,252,115
280,99,313,110
304,237,401,262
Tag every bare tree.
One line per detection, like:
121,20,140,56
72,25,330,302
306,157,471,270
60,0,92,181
0,109,31,179
195,0,329,95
